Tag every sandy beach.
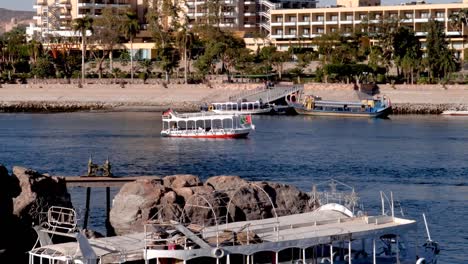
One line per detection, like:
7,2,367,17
0,82,467,113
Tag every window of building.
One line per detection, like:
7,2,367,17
276,17,283,22
290,17,296,22
317,27,324,33
421,12,429,18
303,28,309,34
289,29,296,35
276,29,283,35
359,14,366,20
405,13,413,19
331,27,337,32
317,15,324,21
436,12,445,18
346,15,353,21
331,15,338,21
303,16,310,22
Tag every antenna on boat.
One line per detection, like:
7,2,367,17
422,213,432,242
390,191,395,219
380,191,385,215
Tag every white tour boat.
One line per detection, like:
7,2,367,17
29,180,440,264
160,109,255,138
208,101,278,115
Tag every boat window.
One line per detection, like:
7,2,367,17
187,120,196,130
212,119,223,129
177,121,187,130
227,104,232,110
223,118,233,129
222,104,227,110
242,104,247,110
254,103,258,109
196,120,205,129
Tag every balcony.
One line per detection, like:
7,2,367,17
244,13,256,17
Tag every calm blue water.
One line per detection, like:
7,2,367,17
0,113,467,263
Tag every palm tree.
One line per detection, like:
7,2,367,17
449,9,468,33
176,27,195,84
121,11,140,81
73,16,94,84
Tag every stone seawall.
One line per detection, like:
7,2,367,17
0,82,466,114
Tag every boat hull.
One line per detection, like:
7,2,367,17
161,129,251,138
292,104,392,118
441,110,468,116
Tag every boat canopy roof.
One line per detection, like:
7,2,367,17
163,110,245,122
314,100,366,107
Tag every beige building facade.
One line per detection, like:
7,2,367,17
28,0,134,38
262,2,468,59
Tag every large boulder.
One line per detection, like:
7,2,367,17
0,165,20,220
12,166,72,225
110,179,168,235
259,182,316,216
205,175,248,192
163,174,201,188
110,175,317,235
1,165,72,263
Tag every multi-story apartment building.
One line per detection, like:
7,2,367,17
184,0,317,33
28,0,134,38
254,1,468,59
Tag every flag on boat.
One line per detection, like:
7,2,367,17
240,115,252,125
162,109,172,117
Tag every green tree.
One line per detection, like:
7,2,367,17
392,26,421,83
72,15,93,82
424,19,458,82
120,11,140,81
91,8,124,78
31,56,55,78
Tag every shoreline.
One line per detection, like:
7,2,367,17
0,83,467,114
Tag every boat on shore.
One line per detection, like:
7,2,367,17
286,93,392,118
28,180,440,264
160,109,254,138
441,110,468,116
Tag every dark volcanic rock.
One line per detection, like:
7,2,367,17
111,175,317,235
163,174,201,188
12,166,72,225
0,165,72,263
110,178,167,235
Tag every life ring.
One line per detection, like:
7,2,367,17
208,105,214,111
211,248,225,258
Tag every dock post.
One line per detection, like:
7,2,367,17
302,248,306,263
275,252,278,264
83,187,91,229
348,240,352,264
330,244,334,264
373,238,376,264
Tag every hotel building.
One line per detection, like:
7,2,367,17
27,0,468,59
255,1,468,59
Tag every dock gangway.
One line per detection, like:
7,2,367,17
229,85,303,104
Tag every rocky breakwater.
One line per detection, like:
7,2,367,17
110,175,318,235
0,165,72,262
392,103,468,114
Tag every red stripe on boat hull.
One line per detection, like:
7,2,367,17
164,133,249,139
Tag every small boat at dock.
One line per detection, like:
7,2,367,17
208,101,278,115
441,110,468,116
287,93,392,118
160,109,254,138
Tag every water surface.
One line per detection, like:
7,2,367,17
0,113,466,263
